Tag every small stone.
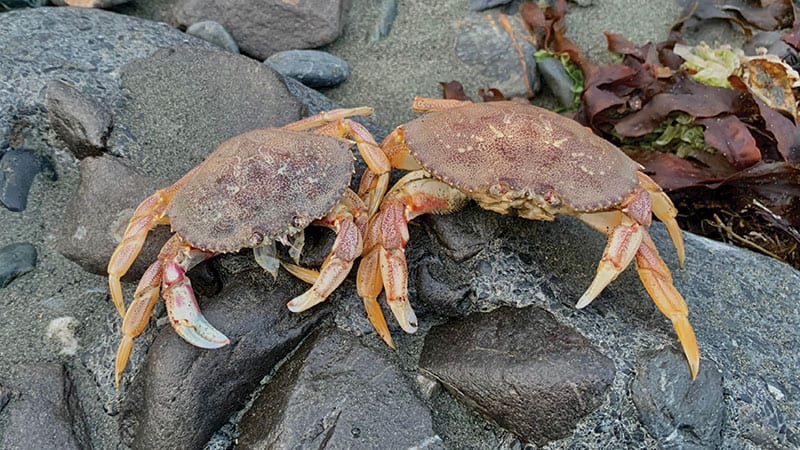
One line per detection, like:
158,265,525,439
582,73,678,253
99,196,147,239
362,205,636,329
46,317,81,356
631,347,725,449
536,56,577,108
0,242,37,287
186,20,239,53
419,306,615,446
46,79,113,159
454,13,540,98
416,373,441,400
0,364,91,450
371,0,398,41
265,50,349,88
0,149,40,212
470,0,512,12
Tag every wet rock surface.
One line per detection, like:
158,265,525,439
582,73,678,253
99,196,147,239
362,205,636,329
238,327,441,449
0,363,91,450
419,306,616,446
185,20,239,53
632,347,725,449
119,263,329,450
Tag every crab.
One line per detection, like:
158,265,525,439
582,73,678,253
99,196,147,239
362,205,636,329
107,107,393,387
355,97,700,379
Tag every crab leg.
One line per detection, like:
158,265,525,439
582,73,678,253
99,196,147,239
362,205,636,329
363,172,469,334
114,235,226,388
286,190,366,313
107,166,200,317
638,172,685,267
636,231,699,379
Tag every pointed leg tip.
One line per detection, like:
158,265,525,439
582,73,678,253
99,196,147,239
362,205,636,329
575,294,594,310
176,325,230,349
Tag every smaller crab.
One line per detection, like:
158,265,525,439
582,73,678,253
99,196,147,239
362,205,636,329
355,97,699,379
107,107,392,387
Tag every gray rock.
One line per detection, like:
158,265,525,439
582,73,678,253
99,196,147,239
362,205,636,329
112,47,302,180
119,264,328,450
238,327,441,449
0,149,40,212
454,13,540,98
51,0,132,7
537,56,577,108
1,0,46,7
0,363,91,450
265,50,349,88
0,242,37,288
419,306,615,446
173,0,349,60
186,20,239,53
632,347,725,449
46,80,113,159
55,156,172,280
470,0,512,12
0,7,215,158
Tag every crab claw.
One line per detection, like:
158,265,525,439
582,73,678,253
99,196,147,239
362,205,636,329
162,257,229,349
576,219,643,309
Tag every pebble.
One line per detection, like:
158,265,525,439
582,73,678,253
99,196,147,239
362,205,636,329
470,0,512,11
46,79,113,159
536,56,578,108
0,242,37,287
265,50,349,88
186,20,239,53
372,0,398,41
0,149,40,212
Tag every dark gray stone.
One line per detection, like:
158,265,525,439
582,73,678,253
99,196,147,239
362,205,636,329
46,79,113,159
265,50,349,88
55,155,172,280
186,20,239,53
238,327,441,449
173,0,349,60
469,0,512,11
0,149,40,212
113,47,302,180
454,13,540,98
419,306,615,446
537,56,577,108
1,0,46,7
0,363,91,450
0,242,37,288
119,265,328,450
632,347,724,449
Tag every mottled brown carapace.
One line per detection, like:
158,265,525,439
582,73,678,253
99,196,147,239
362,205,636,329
402,102,640,212
168,129,354,252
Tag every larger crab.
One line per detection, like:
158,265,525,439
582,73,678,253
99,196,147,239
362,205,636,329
355,97,699,379
107,107,392,387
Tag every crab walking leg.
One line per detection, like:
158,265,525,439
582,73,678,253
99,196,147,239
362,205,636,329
281,106,374,132
286,190,366,313
369,173,469,332
411,96,473,112
575,215,644,309
107,166,200,317
312,119,392,217
635,231,699,379
357,244,395,348
638,172,685,267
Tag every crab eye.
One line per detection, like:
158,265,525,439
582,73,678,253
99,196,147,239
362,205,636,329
249,232,264,246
